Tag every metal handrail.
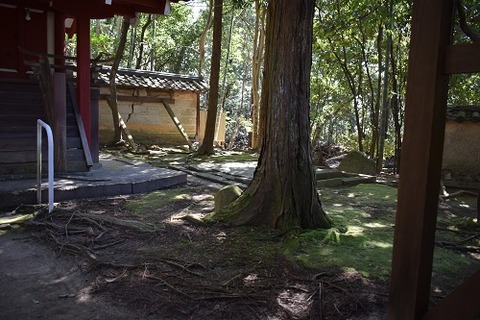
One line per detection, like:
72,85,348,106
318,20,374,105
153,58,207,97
37,119,54,213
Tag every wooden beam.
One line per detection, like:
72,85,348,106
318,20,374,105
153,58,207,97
54,13,66,72
117,0,167,11
0,0,171,17
76,14,91,143
160,99,193,149
52,1,136,18
53,73,66,172
117,112,137,150
444,43,480,74
424,270,480,320
387,0,455,319
99,93,174,104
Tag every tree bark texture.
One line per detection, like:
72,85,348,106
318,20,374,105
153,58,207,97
135,14,152,69
198,0,213,76
250,0,266,150
215,0,331,230
107,17,130,143
197,0,223,155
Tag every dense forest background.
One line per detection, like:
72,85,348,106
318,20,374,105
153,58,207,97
66,0,480,163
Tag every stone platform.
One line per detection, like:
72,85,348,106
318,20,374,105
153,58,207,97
0,153,187,209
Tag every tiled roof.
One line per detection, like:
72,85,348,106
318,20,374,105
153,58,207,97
95,66,209,93
446,105,480,123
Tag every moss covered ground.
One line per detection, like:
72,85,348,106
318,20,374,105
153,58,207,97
124,181,479,294
283,183,479,295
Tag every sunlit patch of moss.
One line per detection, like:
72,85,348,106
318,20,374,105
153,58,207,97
286,184,398,279
286,183,479,284
342,184,398,205
431,246,478,293
145,150,258,168
125,187,196,216
284,223,394,279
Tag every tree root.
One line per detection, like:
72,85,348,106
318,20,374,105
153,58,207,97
58,212,157,233
178,214,207,226
440,190,478,199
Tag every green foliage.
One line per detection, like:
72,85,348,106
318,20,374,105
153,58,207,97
149,5,204,73
311,0,410,157
89,4,203,74
449,73,480,105
452,0,480,44
84,0,480,156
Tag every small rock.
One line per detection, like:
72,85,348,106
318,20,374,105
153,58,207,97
214,185,242,212
338,150,377,175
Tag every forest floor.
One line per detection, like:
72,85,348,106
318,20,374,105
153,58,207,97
0,148,479,320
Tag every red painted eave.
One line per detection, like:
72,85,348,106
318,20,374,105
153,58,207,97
0,0,186,18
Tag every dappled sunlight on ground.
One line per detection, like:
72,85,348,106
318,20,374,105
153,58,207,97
1,173,477,319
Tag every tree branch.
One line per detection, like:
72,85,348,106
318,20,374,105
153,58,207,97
456,0,480,43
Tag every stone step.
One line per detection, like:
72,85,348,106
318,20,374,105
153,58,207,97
317,178,344,187
343,175,376,185
315,168,347,180
316,174,376,188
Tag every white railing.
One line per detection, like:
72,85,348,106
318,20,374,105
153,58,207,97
37,119,54,213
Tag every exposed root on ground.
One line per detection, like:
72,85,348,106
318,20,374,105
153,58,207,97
23,204,388,319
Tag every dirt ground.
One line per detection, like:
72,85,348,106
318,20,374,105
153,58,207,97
0,174,478,319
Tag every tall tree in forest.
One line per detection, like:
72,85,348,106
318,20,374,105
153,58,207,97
376,0,393,171
135,14,153,69
212,0,331,230
106,17,131,145
198,0,213,76
197,0,223,155
250,0,266,150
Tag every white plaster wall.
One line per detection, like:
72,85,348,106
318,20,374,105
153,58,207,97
98,88,198,145
442,121,480,174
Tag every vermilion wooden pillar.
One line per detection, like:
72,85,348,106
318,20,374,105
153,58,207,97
387,0,454,318
76,14,91,143
53,13,67,172
54,13,66,71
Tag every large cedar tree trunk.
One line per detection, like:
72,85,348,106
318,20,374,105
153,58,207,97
214,0,331,230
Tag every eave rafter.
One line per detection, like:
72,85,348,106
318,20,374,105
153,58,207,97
0,0,180,18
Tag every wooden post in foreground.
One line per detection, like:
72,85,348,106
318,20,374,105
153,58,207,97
387,0,454,318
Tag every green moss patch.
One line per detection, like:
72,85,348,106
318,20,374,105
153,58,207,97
125,187,198,216
284,183,479,284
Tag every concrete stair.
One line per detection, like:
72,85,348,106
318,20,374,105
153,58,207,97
0,78,90,178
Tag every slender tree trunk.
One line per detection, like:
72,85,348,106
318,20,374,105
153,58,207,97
213,0,331,230
251,0,266,150
329,2,364,152
135,14,152,70
390,39,403,174
198,0,214,76
456,0,480,43
373,24,383,161
356,31,377,158
107,17,130,144
377,0,393,171
227,67,247,150
150,19,157,70
330,40,363,152
127,23,136,68
215,11,235,143
197,0,223,155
